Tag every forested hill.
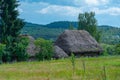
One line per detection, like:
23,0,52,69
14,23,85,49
24,22,45,27
22,21,120,44
24,21,78,28
46,21,78,28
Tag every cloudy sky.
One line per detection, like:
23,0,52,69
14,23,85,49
19,0,120,27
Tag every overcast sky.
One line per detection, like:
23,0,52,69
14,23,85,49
19,0,120,27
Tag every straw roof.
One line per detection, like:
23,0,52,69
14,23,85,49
55,30,103,56
54,45,68,58
26,36,37,57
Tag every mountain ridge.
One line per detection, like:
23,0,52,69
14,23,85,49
24,21,119,28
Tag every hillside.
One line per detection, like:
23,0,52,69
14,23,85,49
22,22,64,40
21,21,120,44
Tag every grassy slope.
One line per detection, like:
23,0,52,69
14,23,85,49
0,56,120,80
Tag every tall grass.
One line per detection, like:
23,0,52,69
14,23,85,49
0,56,119,80
82,60,86,80
70,53,75,76
102,66,107,80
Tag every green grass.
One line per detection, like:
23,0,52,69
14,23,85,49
0,56,120,80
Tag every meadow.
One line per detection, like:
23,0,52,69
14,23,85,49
0,56,120,80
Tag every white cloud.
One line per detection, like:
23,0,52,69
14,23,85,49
85,0,99,6
20,0,119,17
19,1,49,13
92,7,120,15
37,5,83,17
74,0,110,6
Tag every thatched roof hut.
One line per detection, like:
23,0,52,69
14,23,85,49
55,30,103,56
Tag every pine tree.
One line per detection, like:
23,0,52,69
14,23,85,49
0,0,24,62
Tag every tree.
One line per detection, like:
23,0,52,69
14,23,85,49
34,38,54,61
0,0,24,62
78,12,101,42
69,23,74,30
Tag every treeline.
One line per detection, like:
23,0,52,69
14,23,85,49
22,22,120,44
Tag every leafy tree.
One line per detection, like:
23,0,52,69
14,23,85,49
34,38,54,61
0,0,24,62
78,12,101,42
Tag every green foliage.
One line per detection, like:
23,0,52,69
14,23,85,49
0,0,24,62
0,44,5,63
78,12,101,42
2,36,29,62
99,26,120,44
46,21,77,29
0,0,24,43
95,31,102,42
22,26,64,40
101,44,115,56
114,44,120,55
14,36,29,61
35,38,54,61
2,50,11,62
100,43,120,56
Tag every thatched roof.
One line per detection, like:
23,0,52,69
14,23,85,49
54,45,68,58
26,36,37,56
55,30,103,55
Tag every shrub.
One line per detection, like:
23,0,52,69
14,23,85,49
1,36,29,62
11,36,29,61
34,38,53,61
14,36,29,61
100,44,115,56
114,44,120,55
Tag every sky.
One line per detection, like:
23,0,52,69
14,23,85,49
19,0,120,27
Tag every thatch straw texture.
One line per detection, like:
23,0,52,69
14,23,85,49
55,30,102,56
54,45,68,58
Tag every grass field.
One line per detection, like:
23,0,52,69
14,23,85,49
0,56,120,80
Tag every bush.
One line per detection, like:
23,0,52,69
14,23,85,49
1,36,29,62
100,44,115,56
34,38,53,61
0,44,5,63
14,36,29,61
114,44,120,55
